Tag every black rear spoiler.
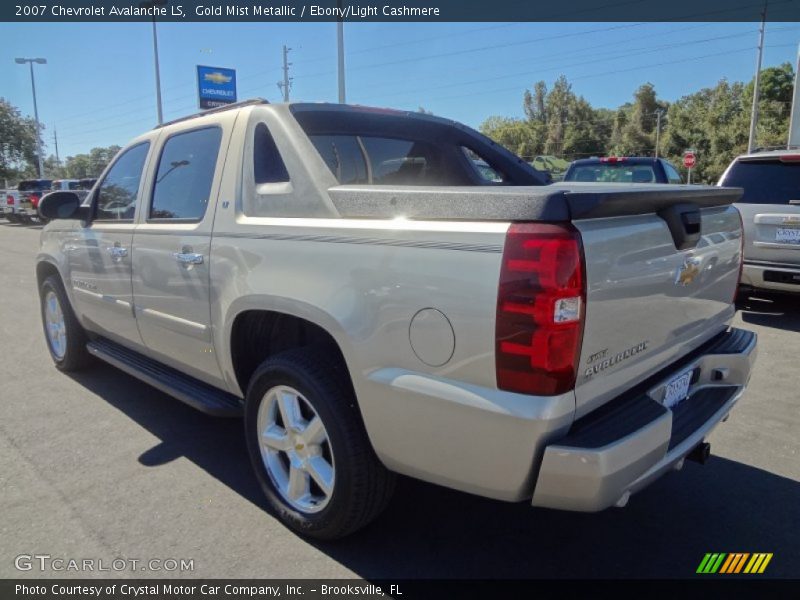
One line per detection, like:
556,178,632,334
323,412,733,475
328,184,742,222
564,185,742,220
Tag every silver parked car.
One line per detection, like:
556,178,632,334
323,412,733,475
719,150,800,294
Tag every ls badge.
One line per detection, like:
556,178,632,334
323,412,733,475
675,256,702,286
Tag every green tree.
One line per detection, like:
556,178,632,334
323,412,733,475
0,98,42,183
662,63,793,183
478,63,794,183
62,145,121,179
44,155,67,179
479,116,542,159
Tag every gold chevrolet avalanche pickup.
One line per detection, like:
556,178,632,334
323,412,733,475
36,100,756,539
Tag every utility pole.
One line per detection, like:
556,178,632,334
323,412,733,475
748,4,767,153
277,45,292,102
337,0,346,103
654,109,664,158
53,127,60,166
788,43,800,147
15,58,46,178
140,0,167,124
151,16,163,124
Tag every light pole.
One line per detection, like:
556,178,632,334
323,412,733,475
336,0,345,103
654,109,664,158
15,57,46,178
140,0,167,124
748,4,767,153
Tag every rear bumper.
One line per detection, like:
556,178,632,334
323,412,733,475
742,261,800,293
532,327,757,512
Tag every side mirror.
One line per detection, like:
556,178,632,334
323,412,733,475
38,191,91,221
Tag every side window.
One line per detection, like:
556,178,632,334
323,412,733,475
95,143,149,221
254,123,290,183
150,127,222,220
663,161,683,184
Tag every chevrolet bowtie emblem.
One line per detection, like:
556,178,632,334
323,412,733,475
203,72,232,85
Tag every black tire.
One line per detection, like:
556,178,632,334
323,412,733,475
39,275,93,371
244,348,395,540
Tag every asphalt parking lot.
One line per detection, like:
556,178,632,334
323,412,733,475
0,220,798,580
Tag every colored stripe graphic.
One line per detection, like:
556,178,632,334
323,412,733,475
744,554,760,573
699,552,773,574
697,553,727,573
710,553,726,573
697,554,713,573
719,554,736,573
759,553,773,573
719,553,737,573
733,553,750,573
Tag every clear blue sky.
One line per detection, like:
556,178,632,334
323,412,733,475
2,21,799,159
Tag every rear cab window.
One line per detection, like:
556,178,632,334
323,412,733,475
308,134,444,186
721,158,800,205
18,180,53,192
567,163,656,183
291,105,543,187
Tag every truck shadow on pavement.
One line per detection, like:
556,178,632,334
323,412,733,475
738,293,800,333
67,365,799,579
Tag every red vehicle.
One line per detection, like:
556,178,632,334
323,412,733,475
16,179,53,223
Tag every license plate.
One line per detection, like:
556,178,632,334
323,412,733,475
776,228,800,243
663,370,692,409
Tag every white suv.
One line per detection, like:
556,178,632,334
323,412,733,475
719,150,800,294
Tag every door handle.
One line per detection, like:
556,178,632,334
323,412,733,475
173,252,204,265
106,244,128,262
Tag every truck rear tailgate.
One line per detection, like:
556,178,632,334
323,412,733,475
565,185,743,417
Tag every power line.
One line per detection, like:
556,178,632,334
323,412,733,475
400,46,761,107
354,28,772,104
53,20,795,135
294,2,796,83
295,22,653,82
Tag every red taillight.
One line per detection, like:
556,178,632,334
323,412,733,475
30,194,40,208
779,154,800,163
496,223,586,396
6,195,14,205
600,156,625,163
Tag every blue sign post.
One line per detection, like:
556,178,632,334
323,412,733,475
196,65,237,109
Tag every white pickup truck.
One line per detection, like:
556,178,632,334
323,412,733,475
36,100,756,539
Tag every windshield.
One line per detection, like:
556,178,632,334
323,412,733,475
721,160,800,204
566,163,656,183
18,180,53,192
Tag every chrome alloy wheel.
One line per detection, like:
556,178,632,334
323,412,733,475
44,291,67,359
257,385,335,513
